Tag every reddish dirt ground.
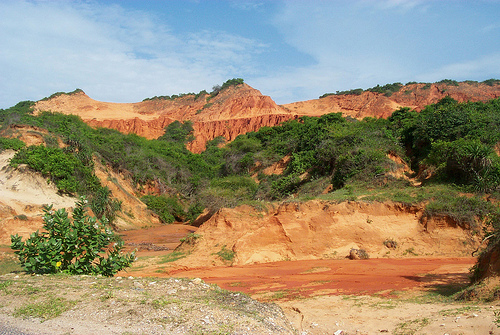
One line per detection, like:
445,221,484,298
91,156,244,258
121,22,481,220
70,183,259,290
117,223,476,300
166,257,476,299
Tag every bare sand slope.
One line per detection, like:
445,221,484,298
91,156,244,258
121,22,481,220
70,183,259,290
0,150,76,244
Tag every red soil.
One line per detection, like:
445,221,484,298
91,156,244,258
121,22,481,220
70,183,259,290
166,257,475,299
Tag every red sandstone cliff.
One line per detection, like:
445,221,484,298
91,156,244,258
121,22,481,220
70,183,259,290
284,82,500,119
34,81,500,152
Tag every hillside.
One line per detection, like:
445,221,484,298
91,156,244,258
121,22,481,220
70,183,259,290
3,80,500,334
285,81,500,118
33,80,500,152
34,83,297,153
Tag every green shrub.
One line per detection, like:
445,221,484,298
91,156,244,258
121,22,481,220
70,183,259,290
367,82,403,96
10,145,85,194
216,245,236,263
40,89,84,101
142,195,186,224
180,233,201,244
482,79,500,86
424,193,497,231
158,120,194,144
10,197,135,276
0,137,25,152
437,79,459,86
9,144,120,223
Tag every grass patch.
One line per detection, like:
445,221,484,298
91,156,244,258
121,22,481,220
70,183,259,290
158,251,187,264
439,306,481,317
0,257,23,275
215,246,236,264
393,317,430,335
14,297,76,321
151,298,181,309
268,289,304,301
0,280,13,293
402,247,418,256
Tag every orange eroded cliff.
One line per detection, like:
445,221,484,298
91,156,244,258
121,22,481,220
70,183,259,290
34,82,500,152
283,82,500,119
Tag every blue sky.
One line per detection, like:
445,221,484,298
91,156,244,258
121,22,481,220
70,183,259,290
1,0,500,108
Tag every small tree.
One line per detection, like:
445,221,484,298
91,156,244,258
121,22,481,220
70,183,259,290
11,197,135,276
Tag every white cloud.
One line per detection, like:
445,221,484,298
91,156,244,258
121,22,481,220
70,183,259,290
416,53,500,83
0,1,266,107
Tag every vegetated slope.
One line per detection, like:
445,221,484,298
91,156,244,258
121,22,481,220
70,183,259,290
5,85,500,287
33,80,500,152
0,125,160,245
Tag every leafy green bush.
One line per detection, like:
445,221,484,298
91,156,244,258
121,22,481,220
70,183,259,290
158,120,194,144
40,89,84,101
367,82,403,96
10,145,86,194
9,144,121,223
221,78,244,90
482,79,500,86
424,192,497,231
10,197,135,276
142,195,186,224
437,79,459,86
0,137,25,152
215,245,236,263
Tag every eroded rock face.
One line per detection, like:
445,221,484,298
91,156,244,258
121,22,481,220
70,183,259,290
283,82,500,119
34,82,500,152
174,200,480,268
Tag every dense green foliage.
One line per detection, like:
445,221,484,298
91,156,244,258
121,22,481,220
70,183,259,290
10,198,135,276
319,79,500,99
0,137,25,152
40,88,84,101
142,78,244,102
141,195,186,223
389,96,500,191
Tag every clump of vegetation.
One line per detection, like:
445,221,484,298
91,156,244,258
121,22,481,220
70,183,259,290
482,78,500,86
216,245,236,264
383,239,398,249
10,197,135,276
0,137,25,152
9,144,121,223
437,79,459,86
40,89,84,101
180,233,201,245
142,195,185,223
349,248,369,260
367,82,403,96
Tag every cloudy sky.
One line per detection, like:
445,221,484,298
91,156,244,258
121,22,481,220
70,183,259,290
1,0,500,108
